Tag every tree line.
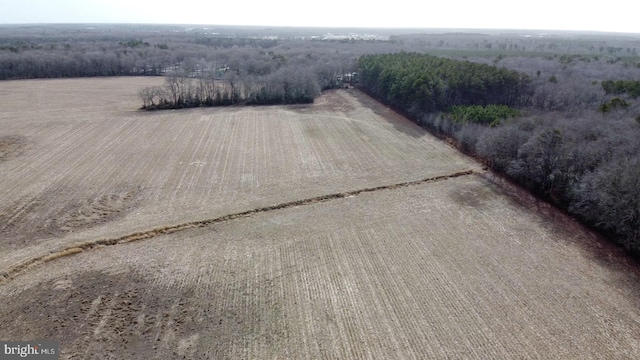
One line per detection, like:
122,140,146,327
139,66,321,110
0,30,367,81
358,52,532,116
357,52,640,254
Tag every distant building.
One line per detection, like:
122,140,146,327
337,72,358,86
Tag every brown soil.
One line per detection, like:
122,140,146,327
1,186,141,248
0,135,26,162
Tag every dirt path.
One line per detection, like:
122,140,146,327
1,169,476,284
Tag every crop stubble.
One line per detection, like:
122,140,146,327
1,78,639,358
1,175,639,358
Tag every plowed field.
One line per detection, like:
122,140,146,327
1,78,638,359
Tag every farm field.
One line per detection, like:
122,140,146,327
1,78,639,358
0,78,477,273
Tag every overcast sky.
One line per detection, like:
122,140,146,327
1,0,638,34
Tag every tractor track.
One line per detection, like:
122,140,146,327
0,169,476,284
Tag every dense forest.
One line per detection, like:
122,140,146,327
357,52,532,112
1,24,640,253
